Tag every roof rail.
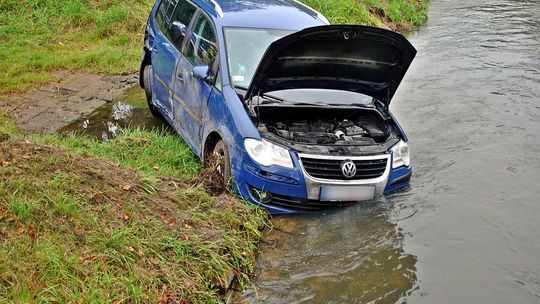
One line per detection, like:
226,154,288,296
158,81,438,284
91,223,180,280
291,0,329,24
208,0,224,17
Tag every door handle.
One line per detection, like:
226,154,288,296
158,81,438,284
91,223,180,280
153,46,158,54
177,73,184,82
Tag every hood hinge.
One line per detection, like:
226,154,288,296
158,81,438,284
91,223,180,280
375,99,389,118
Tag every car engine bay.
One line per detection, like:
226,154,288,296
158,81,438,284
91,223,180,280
254,106,398,146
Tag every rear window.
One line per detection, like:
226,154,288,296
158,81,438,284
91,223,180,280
155,0,178,33
165,0,178,17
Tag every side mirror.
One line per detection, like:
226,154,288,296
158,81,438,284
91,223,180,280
192,65,213,83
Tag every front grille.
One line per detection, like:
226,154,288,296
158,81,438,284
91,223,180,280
300,156,388,180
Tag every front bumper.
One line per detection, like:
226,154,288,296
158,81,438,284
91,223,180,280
237,152,411,214
298,153,391,200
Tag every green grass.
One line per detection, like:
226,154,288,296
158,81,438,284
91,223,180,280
303,0,428,28
0,0,152,94
37,127,202,179
0,0,429,95
0,122,269,303
0,113,19,135
303,0,380,25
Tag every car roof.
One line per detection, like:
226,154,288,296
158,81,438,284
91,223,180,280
193,0,328,30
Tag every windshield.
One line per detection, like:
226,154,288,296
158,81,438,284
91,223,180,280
224,27,293,88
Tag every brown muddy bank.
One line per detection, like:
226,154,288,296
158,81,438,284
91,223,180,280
0,133,268,302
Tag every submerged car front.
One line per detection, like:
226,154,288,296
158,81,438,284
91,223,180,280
225,25,416,214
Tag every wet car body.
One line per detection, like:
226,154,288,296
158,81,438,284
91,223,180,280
140,0,415,214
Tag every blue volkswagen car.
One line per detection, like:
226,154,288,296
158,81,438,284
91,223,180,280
139,0,416,214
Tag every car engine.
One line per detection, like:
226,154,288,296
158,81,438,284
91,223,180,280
252,105,397,146
258,117,389,145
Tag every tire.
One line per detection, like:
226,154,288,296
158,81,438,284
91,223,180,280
209,140,232,189
143,64,161,118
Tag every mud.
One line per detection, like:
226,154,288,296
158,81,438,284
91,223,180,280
0,71,138,134
0,132,9,143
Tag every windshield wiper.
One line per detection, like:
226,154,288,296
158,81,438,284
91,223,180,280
234,85,248,100
330,103,372,108
259,93,286,104
290,102,327,106
234,85,248,91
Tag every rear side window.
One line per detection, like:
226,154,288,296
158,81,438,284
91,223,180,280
155,0,178,34
165,0,178,17
169,1,197,50
186,14,218,66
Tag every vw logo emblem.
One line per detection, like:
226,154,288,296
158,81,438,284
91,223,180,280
341,161,357,178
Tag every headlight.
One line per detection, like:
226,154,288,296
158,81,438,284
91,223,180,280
244,138,294,169
391,140,410,169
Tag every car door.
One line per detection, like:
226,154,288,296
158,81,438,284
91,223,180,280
153,0,198,148
151,0,180,119
173,12,218,153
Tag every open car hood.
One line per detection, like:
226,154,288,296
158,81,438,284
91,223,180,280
245,25,417,109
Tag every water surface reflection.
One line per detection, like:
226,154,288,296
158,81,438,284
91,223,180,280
60,87,168,140
238,0,540,302
236,201,417,303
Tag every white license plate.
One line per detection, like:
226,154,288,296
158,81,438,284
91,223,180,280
320,186,375,202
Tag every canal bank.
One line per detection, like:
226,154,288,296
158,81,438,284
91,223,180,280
236,0,540,303
0,0,431,301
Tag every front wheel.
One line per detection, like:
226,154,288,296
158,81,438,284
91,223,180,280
142,65,161,118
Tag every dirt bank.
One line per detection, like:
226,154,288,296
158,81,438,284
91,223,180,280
0,134,267,302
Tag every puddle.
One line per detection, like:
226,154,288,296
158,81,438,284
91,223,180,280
1,72,139,134
61,87,169,140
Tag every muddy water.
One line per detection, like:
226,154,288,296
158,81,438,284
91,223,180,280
237,1,540,303
61,87,168,140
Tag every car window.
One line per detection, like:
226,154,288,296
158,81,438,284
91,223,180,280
224,28,292,88
155,0,178,34
186,14,218,66
165,0,179,18
169,1,197,50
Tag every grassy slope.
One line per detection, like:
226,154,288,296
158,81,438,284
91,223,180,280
303,0,428,29
0,116,269,303
0,0,429,302
0,0,151,94
0,0,428,94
